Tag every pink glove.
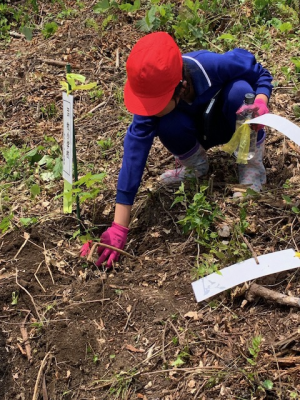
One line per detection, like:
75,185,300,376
96,222,129,269
236,98,269,131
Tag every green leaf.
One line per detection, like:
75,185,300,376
37,155,51,166
94,0,110,13
25,148,43,164
11,291,19,305
67,73,86,83
246,357,256,366
291,57,300,69
53,157,63,178
30,184,41,198
282,195,291,203
20,217,38,226
262,380,273,390
0,214,13,233
119,0,140,12
73,82,97,91
89,173,106,181
136,16,152,32
76,172,92,186
20,26,33,41
292,206,299,214
279,22,292,33
60,81,69,93
171,356,185,367
41,171,55,181
218,33,236,41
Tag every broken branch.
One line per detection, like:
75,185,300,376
246,282,300,308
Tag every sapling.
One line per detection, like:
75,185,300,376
60,68,97,227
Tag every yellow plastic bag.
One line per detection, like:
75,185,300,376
222,123,251,164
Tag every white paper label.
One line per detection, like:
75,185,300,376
246,113,300,146
63,92,73,184
192,249,300,303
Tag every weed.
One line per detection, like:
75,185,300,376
40,103,57,119
19,217,38,227
0,214,13,234
172,337,179,345
31,321,44,331
93,354,99,363
262,380,274,390
11,291,19,305
89,88,104,101
171,347,190,367
85,18,98,30
247,335,262,366
102,14,116,29
173,183,222,246
42,22,58,39
136,2,174,33
119,0,140,13
97,138,112,151
108,370,136,398
57,9,78,19
290,392,299,399
76,1,85,10
64,172,106,205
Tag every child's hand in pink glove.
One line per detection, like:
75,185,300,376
236,98,269,131
96,222,129,269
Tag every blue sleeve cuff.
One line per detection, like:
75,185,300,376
256,87,272,99
116,190,135,206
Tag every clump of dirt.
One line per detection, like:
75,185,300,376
1,1,300,399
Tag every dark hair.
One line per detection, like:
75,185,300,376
172,62,191,104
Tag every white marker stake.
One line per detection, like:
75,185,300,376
192,249,300,303
246,113,300,146
63,92,74,184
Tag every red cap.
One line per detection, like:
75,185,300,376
124,32,183,116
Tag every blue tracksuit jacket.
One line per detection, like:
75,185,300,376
116,48,273,205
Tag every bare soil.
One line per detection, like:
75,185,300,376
1,2,300,399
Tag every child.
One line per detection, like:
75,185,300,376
95,32,272,268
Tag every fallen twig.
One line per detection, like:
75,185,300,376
14,232,30,260
241,235,259,264
9,31,25,39
273,330,300,349
246,282,300,307
162,322,168,364
123,300,138,332
86,241,136,261
87,242,98,262
34,261,46,293
168,319,184,346
39,58,80,69
16,268,42,321
17,342,27,356
32,352,51,400
20,312,33,363
43,244,55,285
64,299,110,309
42,374,49,400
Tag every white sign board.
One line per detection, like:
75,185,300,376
63,92,74,184
246,114,300,146
192,249,300,303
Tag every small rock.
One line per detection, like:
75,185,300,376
217,223,231,238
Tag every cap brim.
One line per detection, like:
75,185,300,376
124,80,174,117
